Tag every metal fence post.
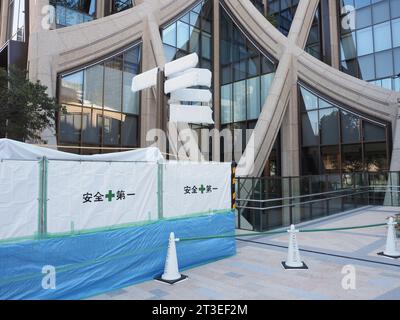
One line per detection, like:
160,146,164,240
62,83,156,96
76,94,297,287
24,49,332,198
38,156,48,238
157,162,164,220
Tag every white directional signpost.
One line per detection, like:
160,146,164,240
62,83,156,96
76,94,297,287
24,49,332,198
131,52,214,127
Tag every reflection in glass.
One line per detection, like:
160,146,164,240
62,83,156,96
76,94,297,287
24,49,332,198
221,84,232,124
58,43,141,153
319,108,339,145
84,64,104,108
102,113,121,146
60,111,81,143
363,122,386,141
82,109,101,144
233,80,246,122
60,72,84,106
302,111,319,146
121,116,138,146
341,111,360,143
104,55,123,112
321,146,340,173
364,143,387,171
342,144,363,172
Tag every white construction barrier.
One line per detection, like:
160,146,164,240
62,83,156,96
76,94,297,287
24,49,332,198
162,161,231,218
0,160,39,240
46,161,159,234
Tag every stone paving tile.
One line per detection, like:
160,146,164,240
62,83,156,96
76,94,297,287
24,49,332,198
89,207,400,300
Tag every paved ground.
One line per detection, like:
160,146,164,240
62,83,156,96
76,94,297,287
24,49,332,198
90,206,400,300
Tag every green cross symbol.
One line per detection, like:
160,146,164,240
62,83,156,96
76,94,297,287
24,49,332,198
199,184,206,194
105,190,115,202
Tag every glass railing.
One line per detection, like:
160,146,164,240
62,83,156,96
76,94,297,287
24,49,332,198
237,172,400,231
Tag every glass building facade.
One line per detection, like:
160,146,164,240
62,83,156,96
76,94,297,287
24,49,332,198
57,43,141,153
7,0,25,41
161,0,213,71
339,0,400,91
51,0,96,27
111,0,133,14
220,4,278,173
299,84,390,175
305,4,322,60
267,0,299,35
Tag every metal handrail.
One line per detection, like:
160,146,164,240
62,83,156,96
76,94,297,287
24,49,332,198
237,190,370,211
237,187,370,204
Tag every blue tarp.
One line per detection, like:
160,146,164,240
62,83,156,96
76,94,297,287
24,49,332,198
0,211,236,300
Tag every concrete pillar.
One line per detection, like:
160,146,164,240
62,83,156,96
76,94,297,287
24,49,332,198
328,0,340,69
140,14,166,148
96,0,105,18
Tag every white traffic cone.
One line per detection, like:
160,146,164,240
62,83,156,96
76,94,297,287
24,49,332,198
282,225,308,269
155,232,188,284
378,217,400,259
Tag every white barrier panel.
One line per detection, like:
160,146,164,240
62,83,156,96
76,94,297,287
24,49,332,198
46,161,158,234
162,161,231,218
0,160,39,240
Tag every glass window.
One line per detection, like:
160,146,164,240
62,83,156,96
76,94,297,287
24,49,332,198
84,64,104,109
391,0,400,19
201,33,212,59
356,27,374,56
123,48,140,115
392,18,400,47
233,80,246,122
58,43,141,152
356,6,372,29
321,146,340,173
247,77,261,120
261,73,274,105
358,54,375,80
60,71,84,106
375,50,394,78
342,144,363,172
299,87,318,111
104,55,123,112
112,0,133,13
364,143,387,171
162,23,177,47
372,0,390,24
301,147,319,175
102,112,121,145
395,47,400,74
363,122,386,141
319,108,339,145
60,112,81,143
373,21,392,52
221,84,232,124
177,21,190,51
248,56,260,77
302,111,319,146
341,111,360,143
121,115,138,146
340,32,357,60
82,109,101,144
355,0,370,9
189,27,201,54
164,44,177,62
341,59,358,76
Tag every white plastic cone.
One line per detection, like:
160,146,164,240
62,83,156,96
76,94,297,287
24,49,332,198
283,224,307,269
383,217,400,257
161,232,183,281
